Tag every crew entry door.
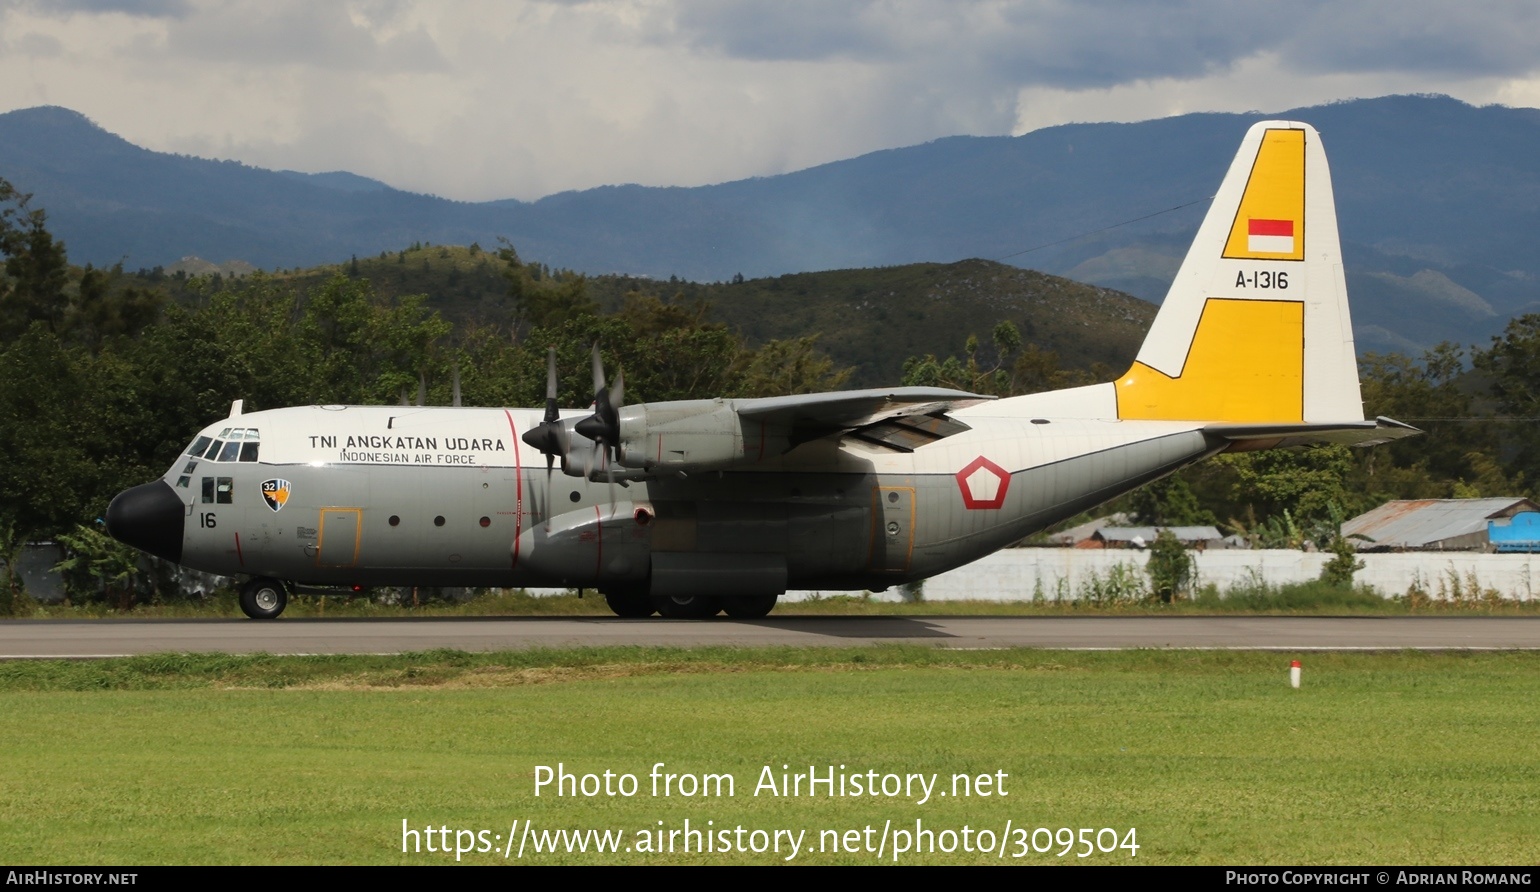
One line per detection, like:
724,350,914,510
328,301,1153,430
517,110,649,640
316,508,362,568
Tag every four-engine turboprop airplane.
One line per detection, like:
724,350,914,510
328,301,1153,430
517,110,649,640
106,120,1416,619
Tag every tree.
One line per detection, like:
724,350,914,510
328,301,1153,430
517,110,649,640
0,178,70,340
901,321,1024,396
1473,317,1540,491
1145,529,1194,604
500,241,598,336
1319,503,1366,588
1355,344,1507,500
1130,475,1216,526
54,524,147,609
1212,445,1357,525
734,336,852,397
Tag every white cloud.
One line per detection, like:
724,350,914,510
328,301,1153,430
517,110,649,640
0,0,1537,201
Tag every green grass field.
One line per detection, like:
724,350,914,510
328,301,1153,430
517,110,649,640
2,648,1537,865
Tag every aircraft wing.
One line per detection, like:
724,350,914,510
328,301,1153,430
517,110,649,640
1204,416,1421,450
735,387,993,443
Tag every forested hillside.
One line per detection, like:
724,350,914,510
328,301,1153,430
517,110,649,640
147,242,1154,388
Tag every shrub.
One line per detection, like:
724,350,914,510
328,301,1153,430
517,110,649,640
1146,529,1195,603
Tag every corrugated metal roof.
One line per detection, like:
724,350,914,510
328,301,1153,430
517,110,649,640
1046,513,1130,545
1341,498,1539,549
1095,526,1223,543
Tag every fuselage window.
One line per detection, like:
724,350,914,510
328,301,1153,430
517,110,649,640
239,442,260,462
201,477,215,503
217,440,241,462
188,436,212,457
216,477,233,504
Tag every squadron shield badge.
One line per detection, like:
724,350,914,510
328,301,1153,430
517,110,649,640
260,479,292,512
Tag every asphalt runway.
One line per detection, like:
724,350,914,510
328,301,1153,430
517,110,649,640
2,615,1539,657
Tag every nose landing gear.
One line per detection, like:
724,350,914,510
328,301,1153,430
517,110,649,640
239,577,289,619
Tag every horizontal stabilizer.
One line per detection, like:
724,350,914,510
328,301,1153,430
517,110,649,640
1204,416,1420,450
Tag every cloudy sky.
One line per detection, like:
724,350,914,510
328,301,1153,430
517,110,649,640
1,0,1537,201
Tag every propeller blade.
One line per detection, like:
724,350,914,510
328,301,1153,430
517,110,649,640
416,373,427,408
544,346,559,424
590,342,606,402
451,363,462,408
544,454,555,529
612,366,624,413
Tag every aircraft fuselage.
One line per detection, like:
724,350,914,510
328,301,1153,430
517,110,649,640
114,402,1216,593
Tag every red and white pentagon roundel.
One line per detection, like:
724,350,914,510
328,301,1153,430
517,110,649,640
956,456,1011,510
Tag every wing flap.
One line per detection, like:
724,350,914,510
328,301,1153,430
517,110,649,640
736,387,992,438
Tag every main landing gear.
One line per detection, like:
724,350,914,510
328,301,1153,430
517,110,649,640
599,590,780,619
239,577,288,620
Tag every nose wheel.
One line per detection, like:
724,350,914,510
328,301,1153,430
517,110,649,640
239,577,289,620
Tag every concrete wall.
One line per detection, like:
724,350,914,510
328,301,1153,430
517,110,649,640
1,543,65,603
789,548,1540,602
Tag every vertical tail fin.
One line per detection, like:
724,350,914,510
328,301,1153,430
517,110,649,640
1115,121,1363,423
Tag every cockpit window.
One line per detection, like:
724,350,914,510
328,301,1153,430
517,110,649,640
190,428,263,462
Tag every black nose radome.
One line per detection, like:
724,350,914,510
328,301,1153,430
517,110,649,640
106,480,185,563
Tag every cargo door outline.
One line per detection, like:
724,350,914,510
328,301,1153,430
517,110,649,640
316,507,362,568
868,486,915,572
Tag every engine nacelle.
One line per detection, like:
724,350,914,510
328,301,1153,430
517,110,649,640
556,418,650,482
514,500,653,585
614,401,785,472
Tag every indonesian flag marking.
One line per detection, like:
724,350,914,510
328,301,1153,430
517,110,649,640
1248,218,1295,254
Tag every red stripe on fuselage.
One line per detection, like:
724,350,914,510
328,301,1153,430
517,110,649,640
505,410,523,569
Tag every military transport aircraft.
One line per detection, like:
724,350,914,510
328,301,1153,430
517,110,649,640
105,120,1416,619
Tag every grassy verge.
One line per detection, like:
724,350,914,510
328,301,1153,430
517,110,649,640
1,648,1537,864
10,582,1540,620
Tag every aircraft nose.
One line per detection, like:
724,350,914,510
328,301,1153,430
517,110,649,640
105,480,185,563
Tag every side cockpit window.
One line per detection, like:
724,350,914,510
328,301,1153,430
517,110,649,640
203,476,233,503
187,436,212,457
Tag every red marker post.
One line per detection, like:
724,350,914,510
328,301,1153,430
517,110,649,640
1290,660,1302,689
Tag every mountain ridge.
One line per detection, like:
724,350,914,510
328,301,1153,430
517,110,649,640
3,95,1539,354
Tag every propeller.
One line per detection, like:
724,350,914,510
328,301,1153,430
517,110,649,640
574,343,624,503
520,346,565,526
520,344,627,514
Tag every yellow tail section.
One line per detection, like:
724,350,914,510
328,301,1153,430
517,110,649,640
1117,299,1303,421
1116,121,1362,424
